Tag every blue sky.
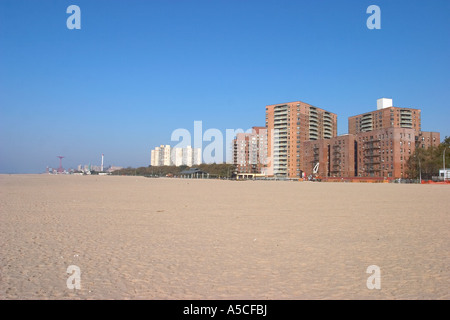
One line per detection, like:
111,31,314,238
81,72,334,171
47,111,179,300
1,0,449,173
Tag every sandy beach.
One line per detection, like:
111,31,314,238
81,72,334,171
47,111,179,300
0,174,448,300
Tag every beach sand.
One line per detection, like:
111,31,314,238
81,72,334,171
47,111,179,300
0,174,448,299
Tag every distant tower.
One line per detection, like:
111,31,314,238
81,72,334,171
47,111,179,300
57,156,65,173
101,154,104,172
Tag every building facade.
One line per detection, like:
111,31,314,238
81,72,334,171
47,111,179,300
151,145,172,166
348,98,421,135
151,145,202,167
232,127,268,174
265,101,337,178
300,99,440,179
302,134,356,178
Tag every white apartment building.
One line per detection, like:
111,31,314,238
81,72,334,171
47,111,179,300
151,145,202,167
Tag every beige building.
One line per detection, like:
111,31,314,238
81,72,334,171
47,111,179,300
151,145,172,166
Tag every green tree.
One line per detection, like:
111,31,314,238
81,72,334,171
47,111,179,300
407,137,450,180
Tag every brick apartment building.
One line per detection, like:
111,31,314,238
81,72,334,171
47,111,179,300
301,99,440,179
265,101,337,178
348,98,421,134
232,127,268,174
303,134,356,179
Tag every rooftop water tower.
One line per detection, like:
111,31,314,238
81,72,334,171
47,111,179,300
377,98,393,110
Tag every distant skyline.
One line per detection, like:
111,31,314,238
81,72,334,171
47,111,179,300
1,0,449,173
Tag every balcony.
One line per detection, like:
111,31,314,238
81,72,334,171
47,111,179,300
274,106,289,112
364,153,380,157
365,159,381,164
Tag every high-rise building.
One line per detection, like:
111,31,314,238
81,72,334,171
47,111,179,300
265,101,337,178
151,145,202,167
183,146,193,167
193,147,202,166
151,145,171,166
301,99,440,179
232,127,268,174
151,146,161,166
303,134,356,179
173,148,184,167
348,98,421,134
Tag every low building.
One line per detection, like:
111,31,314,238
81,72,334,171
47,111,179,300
178,168,209,179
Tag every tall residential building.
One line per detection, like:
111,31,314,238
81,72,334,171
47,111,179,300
150,145,172,166
232,127,268,174
151,145,202,167
348,98,421,134
193,148,202,166
265,101,337,178
173,148,184,167
301,99,440,179
183,146,193,166
303,134,356,178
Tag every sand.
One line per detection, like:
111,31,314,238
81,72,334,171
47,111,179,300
0,174,448,300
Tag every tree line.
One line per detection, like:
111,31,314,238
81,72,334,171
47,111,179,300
112,136,449,180
407,136,450,180
112,163,237,178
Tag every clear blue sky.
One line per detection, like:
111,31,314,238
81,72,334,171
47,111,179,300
1,0,449,173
